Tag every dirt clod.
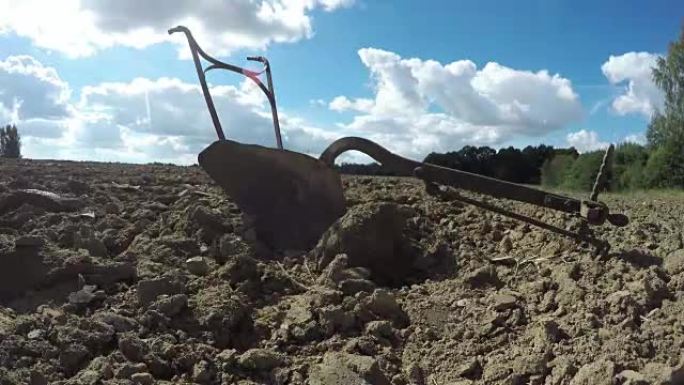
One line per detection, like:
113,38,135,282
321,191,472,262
93,312,138,332
312,202,420,285
309,352,391,385
491,292,517,311
118,335,148,362
569,359,615,385
238,348,285,371
137,276,184,305
360,289,409,327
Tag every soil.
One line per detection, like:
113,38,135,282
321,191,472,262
1,158,683,385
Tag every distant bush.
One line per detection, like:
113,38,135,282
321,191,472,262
0,124,21,158
425,145,497,176
539,142,670,192
618,161,647,190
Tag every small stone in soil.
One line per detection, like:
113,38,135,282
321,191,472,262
238,348,285,371
365,320,394,339
491,293,517,311
130,372,154,385
186,256,210,276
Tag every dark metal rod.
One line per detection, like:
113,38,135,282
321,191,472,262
264,61,283,150
248,56,283,150
423,181,606,251
417,164,581,214
171,27,225,141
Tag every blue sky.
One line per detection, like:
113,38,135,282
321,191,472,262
0,0,681,163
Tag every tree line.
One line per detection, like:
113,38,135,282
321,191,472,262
338,144,579,185
337,143,574,183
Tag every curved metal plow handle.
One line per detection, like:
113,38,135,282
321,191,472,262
320,137,629,227
168,26,283,149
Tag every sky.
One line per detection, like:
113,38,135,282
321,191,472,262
0,0,681,164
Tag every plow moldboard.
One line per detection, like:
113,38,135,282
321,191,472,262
198,140,347,252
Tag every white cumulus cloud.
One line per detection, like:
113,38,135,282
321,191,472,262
601,52,664,118
0,0,354,58
0,55,71,121
328,48,584,158
566,129,609,153
0,55,73,141
328,96,374,113
2,55,338,164
622,133,646,145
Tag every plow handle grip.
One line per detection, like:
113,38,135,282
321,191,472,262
167,26,282,149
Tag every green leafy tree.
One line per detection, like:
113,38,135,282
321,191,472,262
522,144,556,184
648,26,684,146
560,151,604,191
457,146,497,176
541,154,576,188
645,25,684,187
492,147,534,183
643,142,684,188
0,124,21,159
612,142,649,190
424,151,463,170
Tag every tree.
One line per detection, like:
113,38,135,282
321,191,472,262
457,146,496,176
492,147,532,183
541,154,576,188
648,26,684,146
612,142,649,190
426,144,562,184
424,151,462,170
643,142,684,188
560,151,604,191
522,144,556,184
425,146,497,177
645,24,684,187
0,124,21,158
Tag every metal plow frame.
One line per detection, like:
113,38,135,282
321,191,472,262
169,26,629,255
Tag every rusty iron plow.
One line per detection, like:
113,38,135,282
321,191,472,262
169,26,629,256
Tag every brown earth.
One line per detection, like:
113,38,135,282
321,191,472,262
0,158,683,385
